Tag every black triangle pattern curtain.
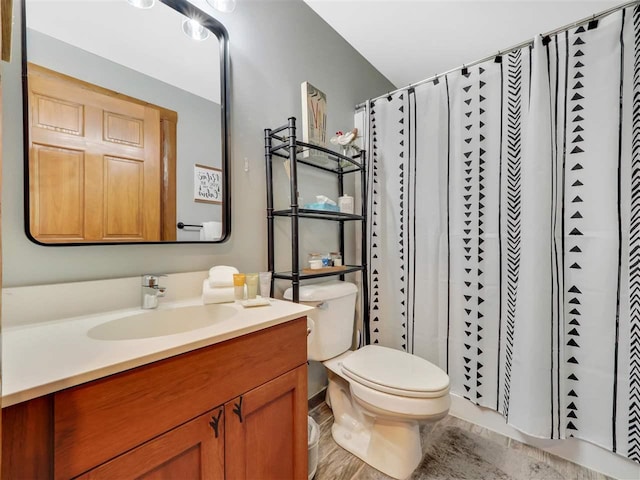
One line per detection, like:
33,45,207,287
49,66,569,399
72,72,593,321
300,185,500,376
365,5,640,462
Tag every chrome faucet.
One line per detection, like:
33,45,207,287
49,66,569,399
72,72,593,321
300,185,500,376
141,274,167,309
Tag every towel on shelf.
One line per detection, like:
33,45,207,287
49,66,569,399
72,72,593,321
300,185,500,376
202,280,235,304
200,221,222,241
208,265,239,288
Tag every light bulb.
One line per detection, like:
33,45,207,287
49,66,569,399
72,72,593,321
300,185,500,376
127,0,155,9
182,18,210,41
206,0,237,13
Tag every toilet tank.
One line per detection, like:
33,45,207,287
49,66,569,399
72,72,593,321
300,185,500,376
284,281,358,361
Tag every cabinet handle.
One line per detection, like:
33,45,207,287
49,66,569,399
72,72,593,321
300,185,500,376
233,396,243,423
209,409,223,438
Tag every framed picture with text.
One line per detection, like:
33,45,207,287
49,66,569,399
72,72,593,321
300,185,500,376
194,164,222,204
301,81,327,156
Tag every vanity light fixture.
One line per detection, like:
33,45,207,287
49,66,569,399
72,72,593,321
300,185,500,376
182,18,210,41
206,0,237,13
127,0,155,9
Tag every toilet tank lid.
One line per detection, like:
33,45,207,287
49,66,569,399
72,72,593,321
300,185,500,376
283,281,357,302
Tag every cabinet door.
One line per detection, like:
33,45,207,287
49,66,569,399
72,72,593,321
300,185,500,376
225,365,307,480
78,407,224,480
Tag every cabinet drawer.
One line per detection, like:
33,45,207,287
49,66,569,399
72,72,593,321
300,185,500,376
54,317,306,479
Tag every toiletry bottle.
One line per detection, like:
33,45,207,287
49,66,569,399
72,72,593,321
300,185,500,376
245,273,259,299
259,272,272,298
233,274,246,302
338,195,354,214
308,253,323,270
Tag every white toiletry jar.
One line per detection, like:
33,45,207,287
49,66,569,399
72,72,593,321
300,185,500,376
338,195,354,214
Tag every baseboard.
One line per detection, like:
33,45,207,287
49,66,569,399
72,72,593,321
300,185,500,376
308,387,327,411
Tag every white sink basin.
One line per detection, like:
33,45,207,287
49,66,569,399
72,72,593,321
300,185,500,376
87,304,238,340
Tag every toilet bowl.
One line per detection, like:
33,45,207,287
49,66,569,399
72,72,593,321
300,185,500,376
284,281,450,480
324,347,450,479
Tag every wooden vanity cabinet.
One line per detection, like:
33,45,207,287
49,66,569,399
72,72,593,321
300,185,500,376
2,317,308,480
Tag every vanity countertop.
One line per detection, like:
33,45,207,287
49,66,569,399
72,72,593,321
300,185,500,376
2,298,313,407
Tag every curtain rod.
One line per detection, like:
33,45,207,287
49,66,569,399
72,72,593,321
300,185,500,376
355,0,639,110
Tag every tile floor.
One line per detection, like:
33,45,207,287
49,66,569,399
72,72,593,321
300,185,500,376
309,402,612,480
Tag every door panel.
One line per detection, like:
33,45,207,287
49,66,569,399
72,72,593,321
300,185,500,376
103,156,144,239
30,144,85,240
103,111,144,147
33,93,84,135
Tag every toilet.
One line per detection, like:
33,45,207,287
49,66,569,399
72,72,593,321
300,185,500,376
284,281,450,480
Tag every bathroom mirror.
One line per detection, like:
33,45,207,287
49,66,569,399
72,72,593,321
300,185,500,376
22,0,230,244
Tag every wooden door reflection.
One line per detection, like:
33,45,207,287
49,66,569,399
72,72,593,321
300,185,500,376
28,64,177,243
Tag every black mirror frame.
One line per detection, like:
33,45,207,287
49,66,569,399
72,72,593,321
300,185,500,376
21,0,231,246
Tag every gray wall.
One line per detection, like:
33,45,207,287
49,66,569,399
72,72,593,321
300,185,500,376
3,0,392,286
26,29,222,242
2,0,393,396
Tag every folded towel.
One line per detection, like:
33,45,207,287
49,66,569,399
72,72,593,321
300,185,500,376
208,265,239,288
200,221,222,241
202,280,235,304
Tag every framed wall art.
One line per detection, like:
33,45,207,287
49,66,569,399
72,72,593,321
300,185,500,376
301,81,327,155
194,164,222,204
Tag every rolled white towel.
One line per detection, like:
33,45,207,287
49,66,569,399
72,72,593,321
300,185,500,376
208,265,239,288
200,221,222,241
202,280,235,304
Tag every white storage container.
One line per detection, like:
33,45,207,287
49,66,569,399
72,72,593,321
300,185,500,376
308,416,320,479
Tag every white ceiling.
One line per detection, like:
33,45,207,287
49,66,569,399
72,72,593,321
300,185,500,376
26,1,627,99
27,0,220,103
303,0,623,89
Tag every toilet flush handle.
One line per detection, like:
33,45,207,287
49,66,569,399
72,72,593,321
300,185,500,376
307,317,315,337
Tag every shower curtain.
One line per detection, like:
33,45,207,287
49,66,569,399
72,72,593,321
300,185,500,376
365,4,640,462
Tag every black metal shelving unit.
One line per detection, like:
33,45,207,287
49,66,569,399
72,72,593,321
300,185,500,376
265,117,369,343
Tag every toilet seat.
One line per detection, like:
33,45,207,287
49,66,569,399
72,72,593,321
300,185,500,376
348,380,451,419
340,345,450,398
